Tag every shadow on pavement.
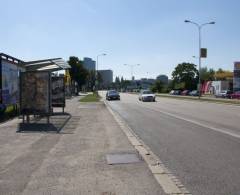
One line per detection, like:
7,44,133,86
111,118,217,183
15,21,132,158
17,113,72,133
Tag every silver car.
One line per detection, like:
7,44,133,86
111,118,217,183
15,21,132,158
139,90,156,102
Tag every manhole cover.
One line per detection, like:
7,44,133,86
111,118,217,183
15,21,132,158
106,152,142,165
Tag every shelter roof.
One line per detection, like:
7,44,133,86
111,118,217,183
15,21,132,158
22,58,70,72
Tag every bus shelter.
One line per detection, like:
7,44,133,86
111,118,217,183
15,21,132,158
20,58,70,124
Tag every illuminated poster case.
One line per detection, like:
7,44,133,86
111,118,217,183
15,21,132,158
20,71,51,115
52,76,65,107
1,60,24,105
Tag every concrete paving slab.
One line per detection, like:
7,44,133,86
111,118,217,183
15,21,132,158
0,97,166,195
106,152,142,165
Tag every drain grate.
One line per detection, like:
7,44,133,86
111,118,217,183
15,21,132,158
106,152,142,165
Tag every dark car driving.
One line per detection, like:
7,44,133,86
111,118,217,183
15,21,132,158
106,90,120,100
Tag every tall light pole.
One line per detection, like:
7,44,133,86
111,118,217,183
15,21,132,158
184,20,215,98
146,72,150,79
96,53,106,91
124,64,140,80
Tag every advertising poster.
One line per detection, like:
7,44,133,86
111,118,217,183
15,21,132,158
64,70,71,96
233,62,240,91
52,76,65,107
20,71,51,114
1,60,20,105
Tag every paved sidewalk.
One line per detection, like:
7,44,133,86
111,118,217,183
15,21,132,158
0,97,165,195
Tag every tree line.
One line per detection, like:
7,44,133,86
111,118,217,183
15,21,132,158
67,57,233,93
151,62,233,93
111,76,131,90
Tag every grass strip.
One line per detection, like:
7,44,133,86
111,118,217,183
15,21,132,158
79,92,101,102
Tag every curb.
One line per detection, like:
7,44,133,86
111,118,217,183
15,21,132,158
104,100,191,195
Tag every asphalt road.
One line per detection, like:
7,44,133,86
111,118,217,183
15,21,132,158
103,92,240,195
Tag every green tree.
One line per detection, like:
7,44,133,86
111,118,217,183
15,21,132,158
151,80,164,93
172,62,198,90
97,72,103,89
216,68,224,73
215,69,233,81
86,70,96,91
115,76,120,84
68,56,89,91
122,79,131,90
199,67,215,82
120,76,124,83
120,76,124,89
114,76,122,90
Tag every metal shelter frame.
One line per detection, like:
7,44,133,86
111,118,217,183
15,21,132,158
22,58,70,72
19,57,70,125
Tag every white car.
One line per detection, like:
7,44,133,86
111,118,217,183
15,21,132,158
139,90,156,102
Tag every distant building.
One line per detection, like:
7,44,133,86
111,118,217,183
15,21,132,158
156,75,168,84
233,62,240,92
98,70,113,88
83,57,96,71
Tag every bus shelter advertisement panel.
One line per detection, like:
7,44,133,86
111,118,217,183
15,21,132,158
20,72,51,114
1,61,19,105
52,77,65,107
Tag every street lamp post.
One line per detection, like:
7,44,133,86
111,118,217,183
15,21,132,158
146,72,149,79
124,64,140,80
96,53,106,91
184,20,215,98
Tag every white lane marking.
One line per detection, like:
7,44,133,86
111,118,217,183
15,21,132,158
139,103,240,139
104,100,191,195
106,92,240,138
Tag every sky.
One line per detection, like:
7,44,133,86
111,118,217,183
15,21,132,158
1,0,240,80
